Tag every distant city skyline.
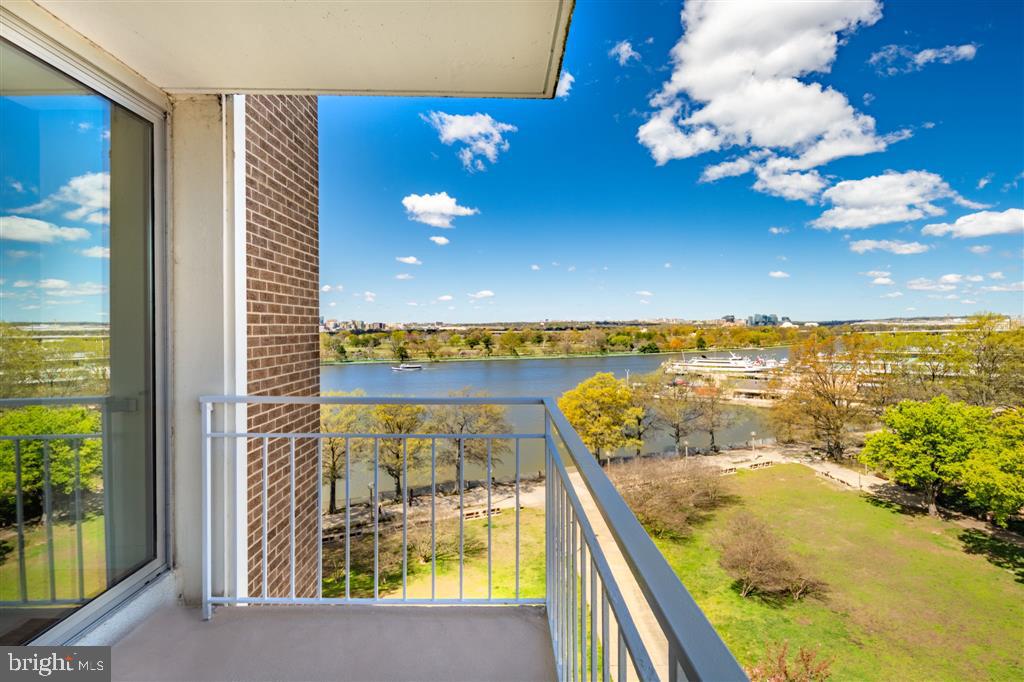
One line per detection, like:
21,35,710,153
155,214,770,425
318,0,1023,324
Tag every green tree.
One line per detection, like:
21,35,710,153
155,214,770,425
425,389,512,485
498,331,524,357
0,406,103,525
320,391,370,514
860,396,991,516
388,331,410,362
637,341,660,354
323,334,347,362
558,373,642,465
946,314,1024,406
0,324,45,398
959,407,1024,526
370,403,428,498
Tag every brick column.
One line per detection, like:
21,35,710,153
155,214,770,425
244,95,320,598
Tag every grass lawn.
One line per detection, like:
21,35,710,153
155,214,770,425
659,465,1023,680
0,515,107,602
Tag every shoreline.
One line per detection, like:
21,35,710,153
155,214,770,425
321,344,791,367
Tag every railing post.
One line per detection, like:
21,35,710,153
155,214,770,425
201,401,213,620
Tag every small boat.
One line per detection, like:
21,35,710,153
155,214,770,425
391,363,424,372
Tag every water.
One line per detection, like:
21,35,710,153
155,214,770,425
320,348,787,505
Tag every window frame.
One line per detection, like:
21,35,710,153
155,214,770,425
1,12,170,645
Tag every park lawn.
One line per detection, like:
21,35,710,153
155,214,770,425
386,507,546,600
0,515,107,602
659,464,1023,681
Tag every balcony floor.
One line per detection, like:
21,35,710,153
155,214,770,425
112,603,555,682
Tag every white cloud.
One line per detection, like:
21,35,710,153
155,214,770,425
567,266,576,272
871,277,894,286
16,279,107,297
921,208,1023,238
406,301,419,307
437,295,454,302
321,285,333,292
80,246,109,258
968,245,991,254
396,256,422,265
862,92,876,106
530,264,541,271
977,173,993,189
988,271,1005,280
869,43,977,76
77,122,92,132
880,291,903,298
9,180,24,193
421,112,517,171
938,273,964,284
395,273,414,280
635,290,654,297
768,271,790,279
468,290,495,300
13,280,31,287
664,262,672,268
1,216,90,243
11,172,109,225
699,157,752,183
639,0,895,200
328,301,337,307
361,291,376,303
849,239,930,255
768,226,790,235
907,277,956,292
813,170,986,229
960,299,978,305
862,270,890,278
401,192,479,228
609,40,640,66
556,70,575,98
429,236,450,246
981,281,1023,292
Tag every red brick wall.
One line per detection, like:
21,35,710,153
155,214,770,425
245,95,320,598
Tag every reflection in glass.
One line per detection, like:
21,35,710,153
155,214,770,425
0,39,155,644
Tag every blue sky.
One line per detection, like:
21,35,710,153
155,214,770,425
2,1,1021,325
1,92,111,323
319,0,1023,323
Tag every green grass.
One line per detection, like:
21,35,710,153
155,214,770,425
0,515,107,602
659,465,1024,680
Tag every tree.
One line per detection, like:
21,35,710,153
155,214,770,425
0,406,103,525
498,331,524,357
370,403,428,498
481,333,494,356
323,334,347,362
695,334,707,351
637,341,660,354
946,314,1024,406
388,331,410,362
609,458,723,538
958,407,1024,526
0,324,45,398
649,382,700,455
626,374,660,457
860,396,991,516
558,373,642,465
320,391,370,514
779,337,872,459
425,389,512,486
691,378,734,452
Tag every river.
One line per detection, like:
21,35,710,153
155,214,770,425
320,348,788,505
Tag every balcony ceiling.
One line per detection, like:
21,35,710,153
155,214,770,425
33,0,574,97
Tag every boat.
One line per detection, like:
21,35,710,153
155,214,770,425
663,352,783,376
391,363,424,372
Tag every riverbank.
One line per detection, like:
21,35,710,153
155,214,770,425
321,344,791,367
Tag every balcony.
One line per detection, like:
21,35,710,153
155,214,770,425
106,395,741,681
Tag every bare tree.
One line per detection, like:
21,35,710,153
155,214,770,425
321,390,371,514
425,389,512,486
691,377,734,452
649,381,701,455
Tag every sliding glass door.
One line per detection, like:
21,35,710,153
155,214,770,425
0,38,157,644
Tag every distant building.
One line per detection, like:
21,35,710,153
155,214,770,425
746,313,779,327
722,315,735,323
803,322,820,328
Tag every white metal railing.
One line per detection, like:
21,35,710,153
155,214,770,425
200,395,745,682
0,396,114,606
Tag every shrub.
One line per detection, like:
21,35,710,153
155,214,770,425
609,458,724,538
715,512,824,600
747,641,833,682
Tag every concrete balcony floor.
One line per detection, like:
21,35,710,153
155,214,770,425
112,604,556,682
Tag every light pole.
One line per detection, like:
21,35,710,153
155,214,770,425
684,440,689,457
751,431,757,451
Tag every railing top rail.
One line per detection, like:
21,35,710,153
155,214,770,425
200,395,547,406
542,397,746,682
0,396,110,407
